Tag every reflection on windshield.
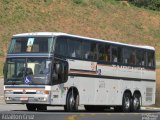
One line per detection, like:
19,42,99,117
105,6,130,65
5,58,51,85
8,37,53,53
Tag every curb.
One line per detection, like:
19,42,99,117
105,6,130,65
141,107,160,110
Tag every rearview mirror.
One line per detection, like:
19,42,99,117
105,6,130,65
55,63,62,74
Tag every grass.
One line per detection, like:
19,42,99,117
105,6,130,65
0,0,159,69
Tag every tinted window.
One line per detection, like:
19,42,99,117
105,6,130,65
147,51,155,68
81,40,97,60
111,46,122,63
136,50,146,66
8,37,53,53
55,37,68,57
123,48,136,65
68,38,82,59
98,43,111,62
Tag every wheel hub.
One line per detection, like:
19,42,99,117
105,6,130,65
124,97,130,109
133,98,139,109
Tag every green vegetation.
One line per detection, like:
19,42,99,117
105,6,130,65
0,0,160,76
129,0,160,11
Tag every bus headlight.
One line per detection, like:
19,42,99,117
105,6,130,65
4,90,13,94
5,97,12,101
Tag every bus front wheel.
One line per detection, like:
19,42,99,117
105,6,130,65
65,92,79,112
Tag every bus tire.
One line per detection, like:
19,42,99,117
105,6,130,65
26,104,36,111
65,92,79,112
122,92,131,112
131,94,140,112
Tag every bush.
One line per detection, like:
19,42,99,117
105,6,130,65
129,0,160,11
72,0,84,4
148,0,160,11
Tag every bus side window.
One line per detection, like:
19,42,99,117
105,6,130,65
112,47,118,63
147,51,155,68
136,50,146,67
98,44,105,61
82,41,91,60
105,44,111,62
111,46,122,63
90,42,97,60
82,41,97,61
68,38,82,59
55,37,68,57
123,48,131,65
129,49,136,65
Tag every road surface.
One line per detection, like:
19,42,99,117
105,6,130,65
0,104,160,120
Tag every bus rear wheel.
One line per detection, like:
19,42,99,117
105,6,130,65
131,94,140,112
65,92,79,112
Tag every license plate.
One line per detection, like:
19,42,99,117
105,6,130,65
20,97,28,101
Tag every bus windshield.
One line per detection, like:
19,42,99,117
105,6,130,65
4,58,51,85
8,37,53,53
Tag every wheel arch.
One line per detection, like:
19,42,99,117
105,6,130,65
133,90,141,97
123,89,132,96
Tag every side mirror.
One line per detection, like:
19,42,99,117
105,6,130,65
55,63,62,74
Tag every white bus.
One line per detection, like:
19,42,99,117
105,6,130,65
3,32,156,112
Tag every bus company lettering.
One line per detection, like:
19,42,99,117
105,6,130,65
112,65,144,71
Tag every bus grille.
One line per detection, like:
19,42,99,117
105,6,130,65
145,88,153,102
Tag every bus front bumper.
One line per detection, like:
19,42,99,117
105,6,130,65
4,94,51,104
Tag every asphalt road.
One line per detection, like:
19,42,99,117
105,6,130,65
0,104,160,120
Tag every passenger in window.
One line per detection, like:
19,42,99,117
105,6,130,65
105,48,110,62
148,59,153,67
76,46,81,58
70,49,76,57
142,61,145,66
105,54,109,62
85,50,90,59
130,51,136,65
113,55,118,62
124,59,128,64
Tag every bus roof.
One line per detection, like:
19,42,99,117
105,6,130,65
13,32,155,50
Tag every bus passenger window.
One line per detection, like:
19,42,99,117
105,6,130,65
123,48,131,65
105,45,111,62
90,43,97,60
55,37,68,57
82,41,91,60
111,47,118,63
68,38,82,59
82,41,97,60
98,44,105,61
129,50,136,65
147,51,155,67
136,50,146,67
